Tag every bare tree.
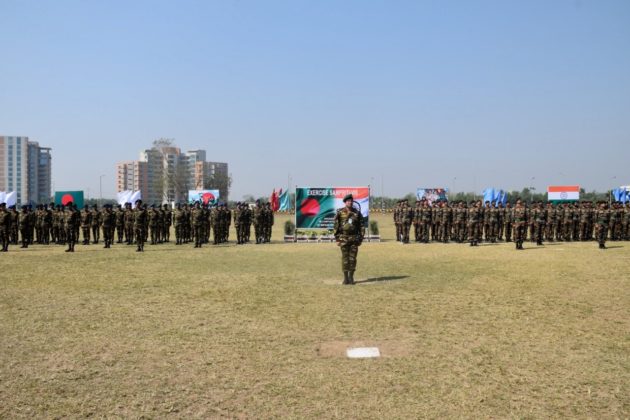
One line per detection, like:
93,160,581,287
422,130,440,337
204,171,232,201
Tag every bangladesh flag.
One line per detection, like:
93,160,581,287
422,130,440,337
55,191,85,209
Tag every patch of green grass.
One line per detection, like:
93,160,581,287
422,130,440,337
1,214,629,418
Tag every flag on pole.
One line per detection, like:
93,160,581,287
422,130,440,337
612,186,630,203
117,190,142,207
55,191,85,209
270,189,281,211
279,189,290,211
547,185,580,201
482,188,508,205
0,191,17,207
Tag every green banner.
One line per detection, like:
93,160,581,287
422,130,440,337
295,187,369,229
55,191,85,209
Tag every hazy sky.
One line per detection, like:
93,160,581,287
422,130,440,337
1,0,629,200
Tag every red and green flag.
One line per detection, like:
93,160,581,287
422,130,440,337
55,191,85,209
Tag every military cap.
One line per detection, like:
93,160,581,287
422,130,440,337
343,194,353,203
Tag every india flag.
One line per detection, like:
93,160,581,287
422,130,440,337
547,185,580,201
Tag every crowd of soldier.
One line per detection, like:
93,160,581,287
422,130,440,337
393,199,630,249
0,200,275,253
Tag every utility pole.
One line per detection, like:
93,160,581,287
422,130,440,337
99,174,105,206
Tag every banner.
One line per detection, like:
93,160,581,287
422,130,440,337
55,191,84,209
296,187,369,229
482,188,508,205
117,190,142,207
547,185,579,201
416,188,448,204
0,191,17,207
188,189,220,205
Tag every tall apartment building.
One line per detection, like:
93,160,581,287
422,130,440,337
117,144,228,204
0,136,52,205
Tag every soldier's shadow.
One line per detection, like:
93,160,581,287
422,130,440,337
356,275,409,284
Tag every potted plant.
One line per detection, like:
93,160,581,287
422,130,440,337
284,220,296,242
368,221,380,242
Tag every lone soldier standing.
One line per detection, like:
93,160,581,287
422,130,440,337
65,203,80,252
333,194,364,285
594,201,611,249
102,204,115,248
19,205,31,248
513,199,527,250
134,200,147,252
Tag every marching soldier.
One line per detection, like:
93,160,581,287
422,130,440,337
333,194,364,285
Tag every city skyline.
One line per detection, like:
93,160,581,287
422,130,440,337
1,1,629,200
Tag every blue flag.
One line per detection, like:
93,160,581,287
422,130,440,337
612,188,629,203
279,190,290,211
483,188,508,205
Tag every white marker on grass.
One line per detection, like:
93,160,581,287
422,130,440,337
346,347,381,358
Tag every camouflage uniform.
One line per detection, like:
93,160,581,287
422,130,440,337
115,205,125,243
333,194,364,285
64,204,80,252
512,201,527,250
148,207,160,245
192,203,206,248
91,205,102,244
467,201,481,246
19,206,31,248
504,203,513,242
0,204,10,252
400,201,413,244
124,204,135,244
162,204,172,243
594,203,611,249
102,206,115,248
80,207,92,245
133,202,148,252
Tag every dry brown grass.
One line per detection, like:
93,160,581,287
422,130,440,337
1,214,629,418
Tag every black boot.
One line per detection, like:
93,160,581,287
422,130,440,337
348,271,355,285
343,271,349,285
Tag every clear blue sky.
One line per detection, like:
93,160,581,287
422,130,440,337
1,0,629,200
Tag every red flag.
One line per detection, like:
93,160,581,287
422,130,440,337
270,189,280,212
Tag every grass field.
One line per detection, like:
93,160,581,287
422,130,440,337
1,214,629,418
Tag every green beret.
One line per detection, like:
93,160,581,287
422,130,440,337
343,194,353,202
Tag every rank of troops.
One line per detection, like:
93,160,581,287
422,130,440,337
393,198,630,250
0,199,275,253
